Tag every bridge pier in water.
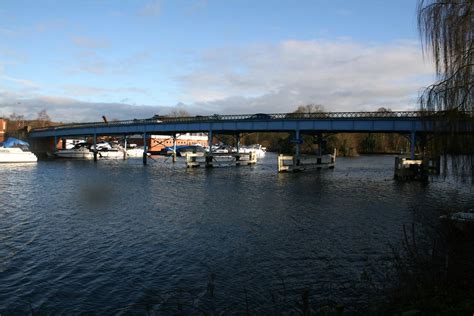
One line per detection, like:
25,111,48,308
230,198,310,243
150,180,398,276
205,130,213,167
172,134,177,163
123,136,128,160
142,132,147,165
93,134,98,162
278,131,336,173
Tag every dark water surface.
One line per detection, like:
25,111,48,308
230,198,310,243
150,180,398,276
0,154,472,314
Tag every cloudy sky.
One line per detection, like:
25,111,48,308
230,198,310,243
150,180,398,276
0,0,435,122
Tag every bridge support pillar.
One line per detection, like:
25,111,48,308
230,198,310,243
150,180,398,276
206,130,213,167
172,134,177,163
410,131,416,160
235,133,241,165
294,130,301,166
93,134,97,162
142,132,148,165
53,136,58,153
316,133,323,164
123,135,128,160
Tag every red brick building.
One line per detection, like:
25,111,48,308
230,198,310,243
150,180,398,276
129,133,209,152
0,118,6,142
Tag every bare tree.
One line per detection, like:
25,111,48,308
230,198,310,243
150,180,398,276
168,109,190,117
418,0,474,178
293,104,325,114
37,109,51,127
9,113,25,129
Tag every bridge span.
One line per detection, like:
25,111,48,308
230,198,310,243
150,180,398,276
28,111,467,164
30,111,437,138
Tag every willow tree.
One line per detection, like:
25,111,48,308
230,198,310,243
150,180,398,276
418,0,474,179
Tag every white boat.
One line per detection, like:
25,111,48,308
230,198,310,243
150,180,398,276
96,148,125,159
0,138,37,163
239,144,266,158
126,147,145,158
55,143,94,159
0,147,38,163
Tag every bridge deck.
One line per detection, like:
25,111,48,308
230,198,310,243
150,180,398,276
28,111,466,138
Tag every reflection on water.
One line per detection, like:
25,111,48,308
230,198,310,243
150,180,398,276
0,154,472,313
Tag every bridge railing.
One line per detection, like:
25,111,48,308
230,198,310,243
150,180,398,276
31,110,472,132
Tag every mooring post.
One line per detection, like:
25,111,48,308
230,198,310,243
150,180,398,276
172,134,177,163
410,131,416,160
295,130,301,166
93,134,97,162
123,135,128,160
143,132,147,165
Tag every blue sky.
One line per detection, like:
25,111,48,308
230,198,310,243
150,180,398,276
0,0,435,121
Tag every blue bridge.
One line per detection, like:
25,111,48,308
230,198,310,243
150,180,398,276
28,111,469,163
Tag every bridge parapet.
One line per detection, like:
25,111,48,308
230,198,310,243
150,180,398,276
30,110,468,134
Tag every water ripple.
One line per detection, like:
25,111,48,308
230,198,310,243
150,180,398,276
0,155,472,313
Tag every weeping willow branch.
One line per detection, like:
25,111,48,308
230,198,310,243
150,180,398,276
418,0,474,180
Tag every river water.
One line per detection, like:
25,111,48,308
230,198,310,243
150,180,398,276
0,154,472,314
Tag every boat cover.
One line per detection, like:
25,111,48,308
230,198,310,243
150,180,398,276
2,137,30,148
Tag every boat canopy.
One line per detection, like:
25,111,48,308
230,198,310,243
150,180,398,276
1,137,30,148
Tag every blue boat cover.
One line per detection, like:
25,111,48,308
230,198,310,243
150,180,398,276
2,137,30,148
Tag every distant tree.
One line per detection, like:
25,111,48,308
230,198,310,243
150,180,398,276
168,109,190,117
37,109,51,127
294,104,325,113
9,113,25,129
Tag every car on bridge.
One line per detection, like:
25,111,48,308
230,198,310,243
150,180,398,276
247,113,272,120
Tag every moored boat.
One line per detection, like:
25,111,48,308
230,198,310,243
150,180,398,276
0,138,37,163
55,142,94,159
239,144,266,158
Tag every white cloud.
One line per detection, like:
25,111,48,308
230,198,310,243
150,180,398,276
72,36,109,49
0,27,17,37
0,38,437,121
138,0,162,17
1,75,41,90
0,95,180,122
68,51,150,75
176,39,435,113
62,85,148,97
